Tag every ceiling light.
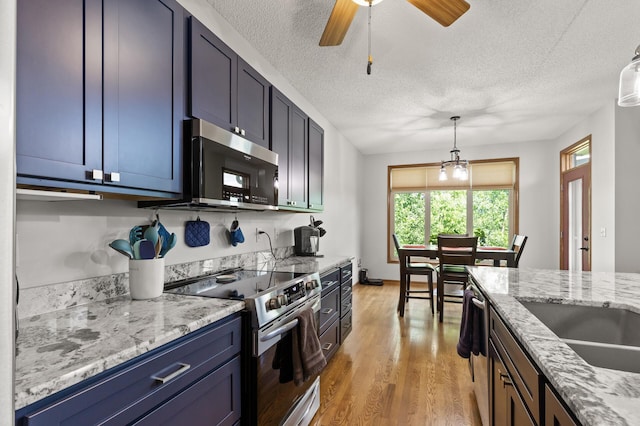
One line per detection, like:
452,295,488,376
439,116,468,181
618,44,640,107
352,0,384,5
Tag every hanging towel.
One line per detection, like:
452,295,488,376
292,307,327,386
457,289,485,358
272,307,327,386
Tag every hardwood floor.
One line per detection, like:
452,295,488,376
312,281,482,426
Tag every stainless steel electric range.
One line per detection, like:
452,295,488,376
165,268,323,426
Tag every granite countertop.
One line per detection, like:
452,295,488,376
468,267,640,426
15,294,244,410
265,255,354,275
15,255,353,411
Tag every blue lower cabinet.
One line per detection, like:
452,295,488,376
17,315,242,426
132,356,241,426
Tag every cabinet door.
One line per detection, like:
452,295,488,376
308,118,324,211
189,17,237,133
16,0,102,183
270,87,292,206
289,105,308,208
103,0,184,193
237,58,270,149
545,384,579,426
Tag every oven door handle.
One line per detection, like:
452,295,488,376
260,318,299,342
471,297,485,310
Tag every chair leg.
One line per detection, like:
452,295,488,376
427,271,434,315
405,275,411,303
438,275,444,323
398,273,406,317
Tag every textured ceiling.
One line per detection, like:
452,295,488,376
206,0,640,155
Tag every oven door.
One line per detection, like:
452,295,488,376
253,296,322,426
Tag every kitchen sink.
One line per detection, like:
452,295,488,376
519,301,640,373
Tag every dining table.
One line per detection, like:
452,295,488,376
397,244,517,321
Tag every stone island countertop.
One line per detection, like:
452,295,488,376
468,267,640,426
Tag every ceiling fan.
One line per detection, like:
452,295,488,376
319,0,471,47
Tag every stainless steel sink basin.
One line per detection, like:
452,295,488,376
519,301,640,373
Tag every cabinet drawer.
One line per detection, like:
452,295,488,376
320,319,340,362
340,263,353,285
490,307,542,425
133,355,241,426
23,316,242,426
340,289,352,319
319,286,340,335
320,268,340,292
340,309,352,344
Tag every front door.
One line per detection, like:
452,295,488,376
560,138,591,271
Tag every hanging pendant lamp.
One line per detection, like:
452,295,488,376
618,44,640,107
439,116,468,181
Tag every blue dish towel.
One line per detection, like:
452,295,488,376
457,289,485,358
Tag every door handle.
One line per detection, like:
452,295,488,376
579,247,589,251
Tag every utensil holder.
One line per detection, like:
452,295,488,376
129,258,165,300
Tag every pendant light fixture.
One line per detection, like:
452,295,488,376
439,116,468,181
618,44,640,107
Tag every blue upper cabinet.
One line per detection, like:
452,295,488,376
16,0,184,197
270,87,308,209
308,118,324,212
16,0,103,184
189,17,271,149
103,0,184,194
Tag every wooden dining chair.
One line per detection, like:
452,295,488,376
510,234,528,267
392,234,436,316
436,235,478,322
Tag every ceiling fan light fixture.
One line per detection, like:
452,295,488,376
351,0,384,6
618,44,640,107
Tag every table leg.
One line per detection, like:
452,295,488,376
438,273,444,322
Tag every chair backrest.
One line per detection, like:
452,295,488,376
437,236,478,266
392,233,401,253
510,234,528,267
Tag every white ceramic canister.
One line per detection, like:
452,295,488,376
128,257,165,300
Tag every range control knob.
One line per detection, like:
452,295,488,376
305,280,318,290
277,294,288,306
266,298,281,310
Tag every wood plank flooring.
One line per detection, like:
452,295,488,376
311,281,482,426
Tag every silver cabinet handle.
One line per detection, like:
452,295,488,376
321,308,333,314
322,343,333,351
88,169,103,180
152,362,191,384
234,126,240,134
106,172,120,182
240,128,246,136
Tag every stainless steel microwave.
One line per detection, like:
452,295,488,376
142,119,278,211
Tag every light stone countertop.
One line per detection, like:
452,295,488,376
15,255,353,411
15,294,244,410
468,267,640,426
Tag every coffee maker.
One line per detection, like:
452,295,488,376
294,226,321,256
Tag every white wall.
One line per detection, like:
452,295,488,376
359,138,558,281
0,0,16,420
614,104,640,272
15,0,363,288
552,102,616,272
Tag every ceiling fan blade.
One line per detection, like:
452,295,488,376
319,0,360,46
407,0,470,27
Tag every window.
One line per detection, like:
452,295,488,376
388,159,519,261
